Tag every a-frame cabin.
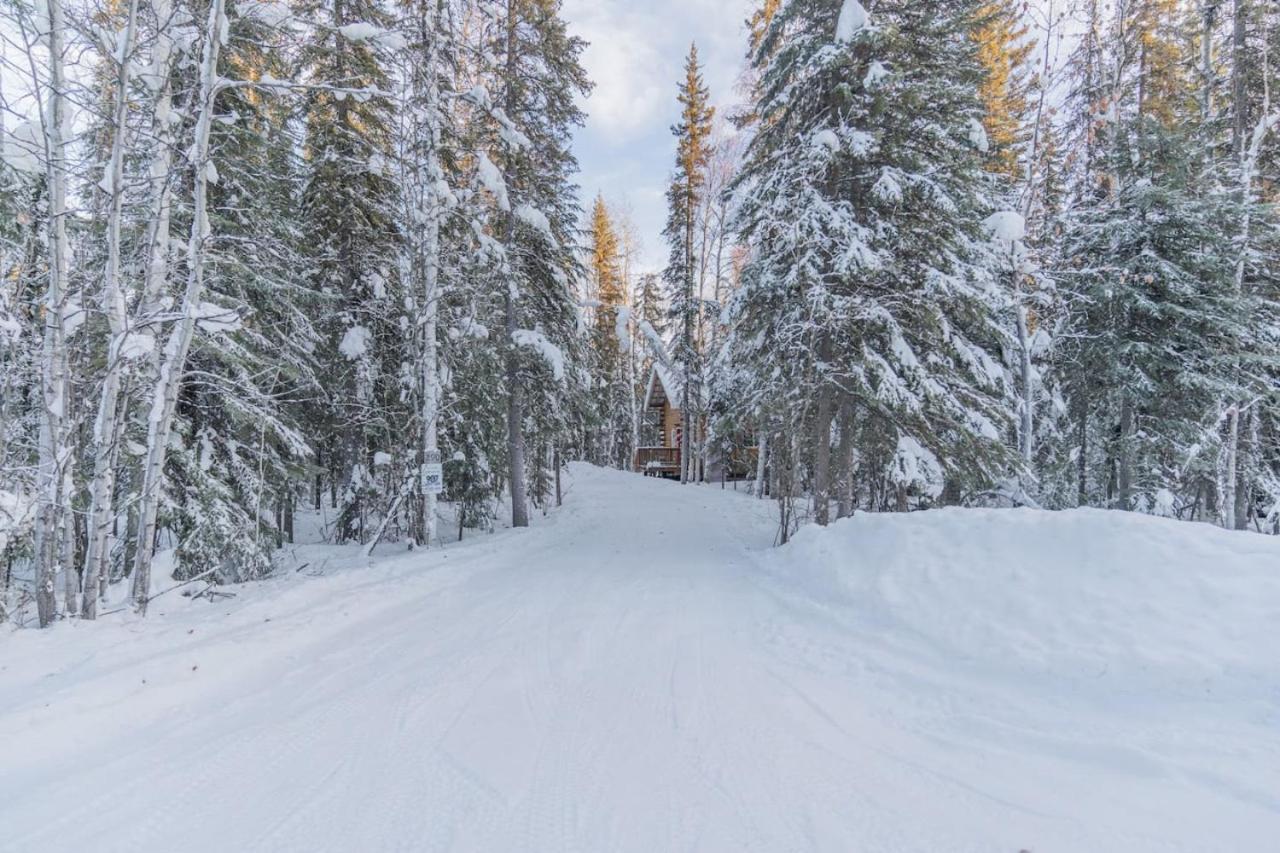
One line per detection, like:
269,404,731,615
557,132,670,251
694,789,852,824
634,364,690,477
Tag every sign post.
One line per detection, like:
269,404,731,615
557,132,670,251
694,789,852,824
422,450,444,495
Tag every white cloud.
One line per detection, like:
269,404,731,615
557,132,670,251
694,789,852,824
564,0,753,270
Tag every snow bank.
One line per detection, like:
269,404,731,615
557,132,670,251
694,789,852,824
775,507,1280,692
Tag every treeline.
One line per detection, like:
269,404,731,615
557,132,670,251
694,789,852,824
0,0,596,626
697,0,1280,540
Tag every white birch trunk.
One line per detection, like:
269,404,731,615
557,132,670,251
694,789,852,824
1012,0,1058,470
754,432,768,498
1015,299,1034,464
30,0,72,626
1222,11,1274,529
626,322,640,465
131,0,227,613
82,0,141,619
413,0,444,549
139,0,179,328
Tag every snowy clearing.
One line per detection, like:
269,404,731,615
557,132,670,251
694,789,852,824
1,464,1277,852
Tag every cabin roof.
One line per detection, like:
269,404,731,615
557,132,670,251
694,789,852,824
644,363,707,412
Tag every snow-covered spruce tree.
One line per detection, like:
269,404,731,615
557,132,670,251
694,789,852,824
0,109,41,596
585,194,633,469
1054,122,1261,516
972,0,1057,481
162,5,319,582
973,1,1033,179
1216,0,1280,530
477,0,590,525
725,0,1016,529
1050,0,1268,518
297,0,405,544
396,0,466,548
662,43,714,485
635,272,665,341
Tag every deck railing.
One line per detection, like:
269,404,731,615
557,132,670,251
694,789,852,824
635,446,680,474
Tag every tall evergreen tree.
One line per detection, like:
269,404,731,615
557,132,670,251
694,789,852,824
479,0,591,523
726,0,1016,532
1048,0,1275,519
973,1,1034,177
662,44,714,484
297,0,403,543
586,195,632,468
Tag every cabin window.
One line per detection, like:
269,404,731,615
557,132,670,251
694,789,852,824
640,407,662,447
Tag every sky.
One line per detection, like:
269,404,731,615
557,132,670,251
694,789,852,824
562,0,756,273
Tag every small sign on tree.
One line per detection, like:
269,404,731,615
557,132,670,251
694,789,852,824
423,450,444,495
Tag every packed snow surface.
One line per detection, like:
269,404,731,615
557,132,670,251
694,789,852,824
2,465,1277,852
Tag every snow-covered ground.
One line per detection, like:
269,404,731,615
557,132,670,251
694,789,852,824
2,464,1277,852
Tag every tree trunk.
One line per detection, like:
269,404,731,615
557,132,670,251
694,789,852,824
1117,393,1134,511
1231,0,1248,158
413,0,444,548
835,399,855,519
680,168,696,485
82,0,141,619
131,0,228,614
554,445,562,507
1015,299,1035,465
754,431,768,498
503,0,529,528
1076,407,1088,506
814,340,834,525
32,0,72,627
1223,404,1239,529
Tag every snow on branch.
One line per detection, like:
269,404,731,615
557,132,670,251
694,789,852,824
638,319,672,367
194,302,242,334
477,153,510,211
982,210,1026,245
615,306,632,354
890,435,944,499
515,203,556,246
513,329,565,381
836,0,869,42
966,118,989,153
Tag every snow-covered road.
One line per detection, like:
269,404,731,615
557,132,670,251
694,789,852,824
2,465,1276,852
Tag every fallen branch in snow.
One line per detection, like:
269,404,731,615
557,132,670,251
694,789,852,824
363,492,407,557
144,566,220,605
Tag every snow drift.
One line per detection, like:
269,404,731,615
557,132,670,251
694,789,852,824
2,470,1277,852
775,506,1280,694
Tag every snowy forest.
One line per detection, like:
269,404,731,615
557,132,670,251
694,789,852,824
2,0,1280,629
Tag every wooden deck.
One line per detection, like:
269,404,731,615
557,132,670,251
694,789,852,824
635,446,680,477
